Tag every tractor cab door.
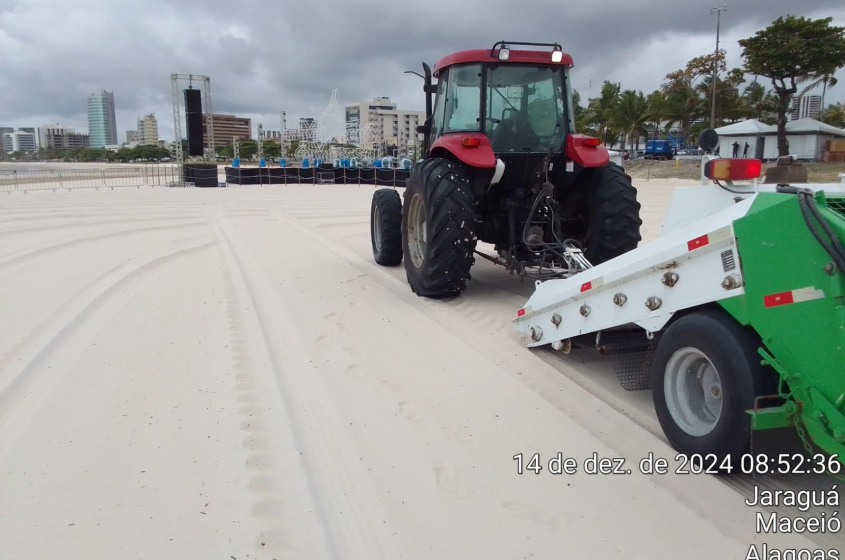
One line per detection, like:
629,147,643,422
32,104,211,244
428,63,483,150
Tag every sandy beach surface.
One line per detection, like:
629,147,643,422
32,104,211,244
0,176,834,559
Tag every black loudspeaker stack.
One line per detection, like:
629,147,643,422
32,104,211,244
184,88,204,156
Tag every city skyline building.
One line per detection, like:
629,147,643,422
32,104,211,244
203,113,251,148
38,124,74,148
3,128,37,153
259,128,282,142
137,113,159,145
789,94,822,121
344,97,424,153
38,124,89,151
87,90,118,148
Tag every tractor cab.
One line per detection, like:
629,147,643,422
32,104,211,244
421,41,574,158
370,41,640,300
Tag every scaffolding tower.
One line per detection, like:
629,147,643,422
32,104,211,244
170,73,214,184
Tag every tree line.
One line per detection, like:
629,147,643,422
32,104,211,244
6,144,174,163
572,15,845,156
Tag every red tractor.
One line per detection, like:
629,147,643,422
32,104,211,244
370,41,642,297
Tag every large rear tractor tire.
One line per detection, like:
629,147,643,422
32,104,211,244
402,158,476,298
652,310,776,463
567,164,642,265
371,189,403,266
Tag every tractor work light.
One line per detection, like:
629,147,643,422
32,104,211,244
551,47,563,63
498,47,510,61
583,137,601,147
703,158,762,181
461,137,482,147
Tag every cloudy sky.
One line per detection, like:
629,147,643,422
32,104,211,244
1,0,843,143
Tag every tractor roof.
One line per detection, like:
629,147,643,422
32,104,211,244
433,48,574,77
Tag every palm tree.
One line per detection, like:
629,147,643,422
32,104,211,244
742,81,779,123
820,103,845,128
611,90,649,151
586,81,621,146
572,90,591,133
663,82,706,142
646,90,673,140
798,68,839,113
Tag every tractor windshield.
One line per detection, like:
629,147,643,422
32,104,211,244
485,64,566,153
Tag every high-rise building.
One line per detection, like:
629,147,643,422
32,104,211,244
3,129,37,153
38,124,89,151
296,118,317,142
126,130,139,144
345,97,424,153
39,124,73,148
789,94,822,121
202,114,251,148
259,128,282,142
283,128,304,142
0,127,12,155
87,90,118,148
137,113,159,145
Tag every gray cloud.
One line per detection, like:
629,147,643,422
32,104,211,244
1,0,843,141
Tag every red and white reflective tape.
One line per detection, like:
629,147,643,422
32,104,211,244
763,286,825,308
687,225,732,252
579,277,604,293
516,305,534,318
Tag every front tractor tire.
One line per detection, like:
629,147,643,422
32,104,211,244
652,310,775,463
371,189,403,266
402,158,476,298
572,164,642,265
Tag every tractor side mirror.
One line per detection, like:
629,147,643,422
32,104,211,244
416,125,426,134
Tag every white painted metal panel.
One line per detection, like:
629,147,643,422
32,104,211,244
513,197,756,347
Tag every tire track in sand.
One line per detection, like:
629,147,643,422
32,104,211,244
213,217,406,560
0,214,201,236
0,234,214,458
0,221,204,270
217,240,332,558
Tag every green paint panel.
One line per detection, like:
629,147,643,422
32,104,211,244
721,193,845,460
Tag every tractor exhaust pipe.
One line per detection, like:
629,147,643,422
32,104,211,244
404,62,435,156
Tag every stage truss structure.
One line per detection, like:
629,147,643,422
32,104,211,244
170,73,213,183
290,90,385,165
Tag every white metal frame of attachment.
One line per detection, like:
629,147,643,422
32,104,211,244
170,73,214,184
513,197,755,347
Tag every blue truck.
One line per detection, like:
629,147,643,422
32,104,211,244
644,139,676,160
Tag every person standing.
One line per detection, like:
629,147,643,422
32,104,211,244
743,142,750,158
732,141,740,158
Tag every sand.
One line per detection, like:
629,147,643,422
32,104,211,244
0,178,831,559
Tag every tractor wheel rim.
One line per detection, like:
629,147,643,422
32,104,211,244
407,193,426,268
373,205,382,253
664,347,723,437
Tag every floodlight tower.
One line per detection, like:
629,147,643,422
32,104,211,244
280,111,287,159
710,5,727,129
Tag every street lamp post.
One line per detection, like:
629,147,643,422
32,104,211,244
710,5,727,129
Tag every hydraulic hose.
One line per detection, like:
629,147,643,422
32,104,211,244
777,185,845,273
